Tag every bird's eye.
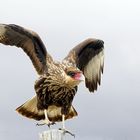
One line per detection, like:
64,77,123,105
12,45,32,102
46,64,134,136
67,71,75,77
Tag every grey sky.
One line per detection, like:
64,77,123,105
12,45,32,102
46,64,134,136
0,0,140,140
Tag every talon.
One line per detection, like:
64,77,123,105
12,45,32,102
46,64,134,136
36,121,55,127
36,123,45,126
59,128,75,138
48,122,56,128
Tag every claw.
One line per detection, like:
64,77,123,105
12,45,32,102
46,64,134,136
59,128,75,138
48,122,56,128
36,121,55,127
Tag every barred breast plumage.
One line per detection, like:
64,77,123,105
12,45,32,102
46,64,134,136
35,72,78,121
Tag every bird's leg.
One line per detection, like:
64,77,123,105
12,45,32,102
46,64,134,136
59,114,75,137
62,114,65,129
36,109,55,127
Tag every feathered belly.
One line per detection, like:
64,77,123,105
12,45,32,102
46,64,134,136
35,80,77,111
38,87,76,108
36,85,77,121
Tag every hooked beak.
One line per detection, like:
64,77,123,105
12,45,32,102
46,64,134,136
74,72,85,82
80,73,85,81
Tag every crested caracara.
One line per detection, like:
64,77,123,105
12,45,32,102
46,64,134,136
0,24,104,133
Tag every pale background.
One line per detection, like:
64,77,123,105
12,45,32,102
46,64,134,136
0,0,140,140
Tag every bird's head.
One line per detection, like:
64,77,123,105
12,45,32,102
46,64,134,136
64,67,85,87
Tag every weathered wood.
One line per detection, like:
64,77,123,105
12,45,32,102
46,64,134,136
39,129,65,140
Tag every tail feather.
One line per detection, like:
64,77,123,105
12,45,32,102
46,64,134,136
16,96,45,121
16,96,78,122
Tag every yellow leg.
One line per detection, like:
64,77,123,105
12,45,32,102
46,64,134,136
62,114,65,129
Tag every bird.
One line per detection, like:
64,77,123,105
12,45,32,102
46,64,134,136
0,24,104,134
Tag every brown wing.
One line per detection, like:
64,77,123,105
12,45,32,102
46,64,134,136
0,24,51,75
64,38,104,92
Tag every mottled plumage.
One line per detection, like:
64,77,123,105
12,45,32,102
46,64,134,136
0,24,104,124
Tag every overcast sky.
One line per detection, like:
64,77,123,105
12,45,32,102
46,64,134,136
0,0,140,140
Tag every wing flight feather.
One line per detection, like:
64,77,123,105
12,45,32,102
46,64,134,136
0,24,52,75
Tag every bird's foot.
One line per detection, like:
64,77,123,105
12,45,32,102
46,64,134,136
36,120,55,127
59,128,75,138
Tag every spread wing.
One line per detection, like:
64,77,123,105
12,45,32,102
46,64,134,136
0,24,51,75
64,38,104,92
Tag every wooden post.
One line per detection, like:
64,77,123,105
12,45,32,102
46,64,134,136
39,129,65,140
